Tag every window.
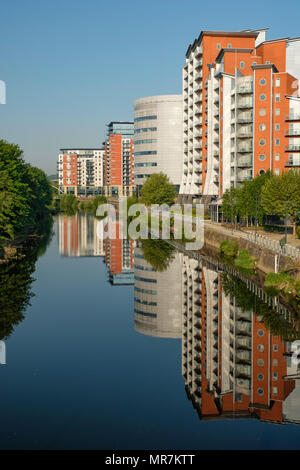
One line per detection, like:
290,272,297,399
275,169,280,176
276,78,280,87
273,359,278,366
260,78,266,85
228,43,232,48
273,344,278,351
217,43,221,50
259,109,266,116
134,162,157,168
273,387,278,396
275,108,280,116
275,154,280,161
252,62,257,66
134,115,157,122
134,139,157,145
259,139,266,146
257,388,264,395
258,359,264,366
258,344,264,352
266,61,270,64
240,61,245,69
260,124,266,131
258,329,265,336
275,124,280,131
275,93,280,102
273,372,278,381
134,151,157,156
260,94,266,101
258,374,264,381
259,169,265,175
275,139,280,145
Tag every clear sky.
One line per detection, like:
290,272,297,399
1,0,300,174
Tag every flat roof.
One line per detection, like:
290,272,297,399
215,48,253,63
186,30,259,57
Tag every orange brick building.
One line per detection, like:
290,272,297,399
180,29,300,206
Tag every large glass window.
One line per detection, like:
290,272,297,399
134,115,157,122
134,139,157,145
134,162,157,167
134,127,157,134
135,151,157,156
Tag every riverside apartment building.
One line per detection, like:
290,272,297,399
57,148,105,196
104,121,135,197
179,28,300,215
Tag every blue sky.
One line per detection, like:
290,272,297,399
1,0,300,174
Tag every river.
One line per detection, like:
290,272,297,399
0,212,300,450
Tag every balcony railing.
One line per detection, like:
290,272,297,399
285,145,300,152
285,159,300,167
237,100,253,109
237,115,253,123
285,114,300,121
237,158,253,167
237,145,253,153
285,129,300,136
237,86,253,94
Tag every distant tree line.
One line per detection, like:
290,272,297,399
0,139,53,242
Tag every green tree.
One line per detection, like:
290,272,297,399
261,170,300,235
140,239,175,272
140,173,176,206
0,140,52,241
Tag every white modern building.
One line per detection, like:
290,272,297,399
134,245,182,338
57,148,105,195
134,95,183,191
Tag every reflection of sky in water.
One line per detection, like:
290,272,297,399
0,213,300,449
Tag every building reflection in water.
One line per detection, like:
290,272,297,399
57,213,300,424
181,253,300,425
57,213,134,285
105,221,134,285
134,244,182,338
58,213,105,257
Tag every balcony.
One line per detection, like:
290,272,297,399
285,159,300,167
194,163,202,173
195,72,203,81
237,99,253,109
237,115,253,124
285,129,300,136
236,171,252,183
285,114,300,121
213,151,219,158
237,145,253,153
236,157,253,167
194,84,202,92
194,176,202,184
237,130,253,138
195,106,202,115
195,59,203,69
237,86,253,94
194,152,202,162
285,145,300,152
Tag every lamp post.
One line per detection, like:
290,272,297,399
284,200,288,245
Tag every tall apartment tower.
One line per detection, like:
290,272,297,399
134,95,183,192
57,148,105,196
104,121,134,197
179,29,300,210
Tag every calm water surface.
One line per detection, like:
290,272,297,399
0,213,300,450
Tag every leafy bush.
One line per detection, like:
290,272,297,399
234,249,257,271
219,240,238,258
